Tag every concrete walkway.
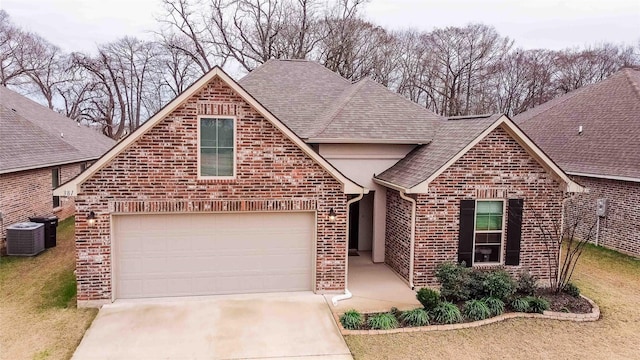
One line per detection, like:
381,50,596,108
72,292,352,360
328,252,421,314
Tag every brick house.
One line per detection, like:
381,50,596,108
0,86,114,253
516,68,640,257
55,61,582,307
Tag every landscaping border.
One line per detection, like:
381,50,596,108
335,295,599,335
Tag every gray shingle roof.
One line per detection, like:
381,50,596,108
515,68,640,180
375,114,501,188
239,59,442,142
311,78,438,141
239,59,351,138
0,86,116,173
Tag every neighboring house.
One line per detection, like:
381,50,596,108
516,68,640,257
54,60,582,307
0,86,115,254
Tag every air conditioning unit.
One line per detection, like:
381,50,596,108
7,222,45,256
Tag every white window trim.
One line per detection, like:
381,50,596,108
472,199,506,266
197,115,237,180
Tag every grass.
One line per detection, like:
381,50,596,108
345,244,640,359
0,217,98,360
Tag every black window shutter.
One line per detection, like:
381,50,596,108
458,200,475,267
505,199,524,265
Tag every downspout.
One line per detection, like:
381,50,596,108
332,189,365,306
399,191,416,290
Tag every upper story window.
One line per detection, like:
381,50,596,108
473,200,504,263
199,117,235,178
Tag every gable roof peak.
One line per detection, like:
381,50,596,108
54,65,364,196
375,113,583,193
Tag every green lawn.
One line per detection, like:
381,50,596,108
345,244,640,359
0,217,97,360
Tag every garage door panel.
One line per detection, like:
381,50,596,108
114,212,314,299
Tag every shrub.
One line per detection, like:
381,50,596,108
435,262,472,302
510,297,530,313
431,301,463,324
400,308,430,327
516,271,538,296
463,299,491,321
368,312,399,330
527,296,550,314
416,288,441,310
340,309,364,330
390,307,401,317
482,270,516,300
483,297,505,316
468,270,488,299
563,282,580,297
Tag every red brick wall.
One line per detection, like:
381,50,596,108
75,77,348,304
566,176,639,257
411,126,565,287
0,163,82,253
384,190,412,281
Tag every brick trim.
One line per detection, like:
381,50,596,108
110,199,318,214
197,101,246,117
475,187,508,199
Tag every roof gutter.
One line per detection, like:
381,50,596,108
306,138,430,145
372,177,413,193
567,172,640,183
0,157,99,175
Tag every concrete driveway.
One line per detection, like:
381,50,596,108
72,292,352,360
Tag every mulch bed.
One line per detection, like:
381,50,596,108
538,290,593,313
350,292,593,330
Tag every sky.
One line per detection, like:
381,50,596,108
2,0,639,53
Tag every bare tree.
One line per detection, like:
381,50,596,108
157,35,200,97
489,49,555,115
70,38,159,138
276,0,325,59
57,61,101,123
317,0,373,79
0,10,31,86
398,24,511,116
19,33,69,109
553,44,638,94
158,0,228,75
3,6,639,138
208,0,286,71
534,197,597,293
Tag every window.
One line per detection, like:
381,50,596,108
458,199,523,267
80,162,87,172
52,167,61,207
199,117,235,177
473,200,504,263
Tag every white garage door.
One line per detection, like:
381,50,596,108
113,212,314,299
